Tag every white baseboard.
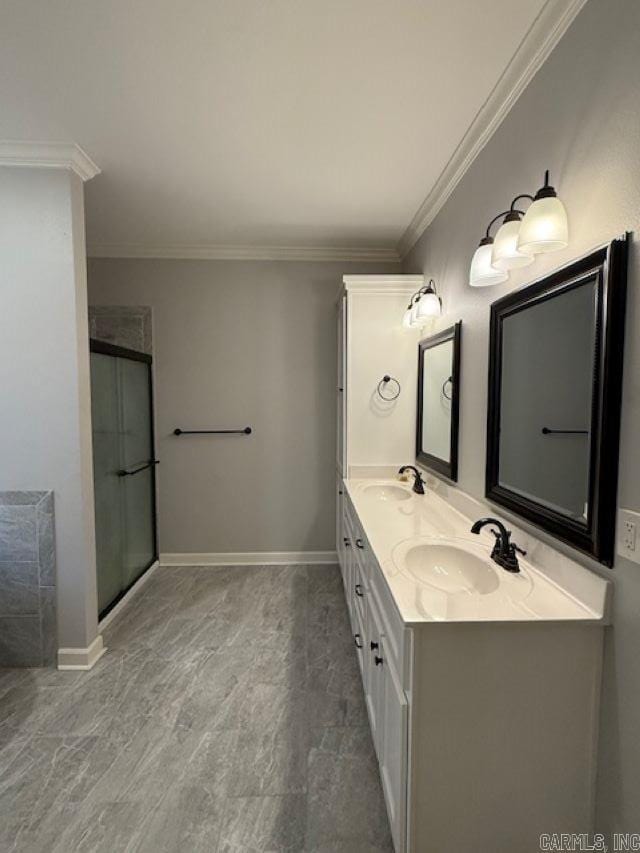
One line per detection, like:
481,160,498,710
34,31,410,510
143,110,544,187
58,634,106,671
98,560,159,632
159,550,338,567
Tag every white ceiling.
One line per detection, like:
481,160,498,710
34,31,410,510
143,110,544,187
0,0,570,258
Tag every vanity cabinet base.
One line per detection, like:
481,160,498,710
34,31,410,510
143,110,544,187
408,622,603,853
339,485,604,853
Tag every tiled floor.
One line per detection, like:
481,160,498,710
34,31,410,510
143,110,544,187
0,564,393,852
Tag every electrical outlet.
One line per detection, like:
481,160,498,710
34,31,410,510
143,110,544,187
618,509,640,563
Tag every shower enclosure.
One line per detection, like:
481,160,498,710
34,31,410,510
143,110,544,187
90,339,158,618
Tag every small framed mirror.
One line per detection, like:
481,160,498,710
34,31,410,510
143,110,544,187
486,237,628,565
416,322,461,481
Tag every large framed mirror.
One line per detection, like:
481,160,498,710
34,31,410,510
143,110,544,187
417,322,461,481
486,236,628,565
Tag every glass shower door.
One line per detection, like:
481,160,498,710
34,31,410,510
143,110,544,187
119,358,156,590
90,342,158,617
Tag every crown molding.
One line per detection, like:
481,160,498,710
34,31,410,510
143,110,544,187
87,242,400,263
343,274,423,294
397,0,589,259
0,141,100,181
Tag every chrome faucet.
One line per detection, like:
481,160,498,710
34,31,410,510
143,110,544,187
398,465,425,495
470,517,526,573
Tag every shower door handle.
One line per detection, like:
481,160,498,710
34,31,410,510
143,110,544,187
117,460,159,477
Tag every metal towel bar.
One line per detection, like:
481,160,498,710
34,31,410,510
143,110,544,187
173,427,252,436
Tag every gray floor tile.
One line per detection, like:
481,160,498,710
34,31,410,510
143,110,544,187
306,727,393,850
0,564,391,852
217,794,307,852
230,730,308,796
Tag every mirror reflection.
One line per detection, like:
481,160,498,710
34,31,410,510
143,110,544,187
498,279,596,523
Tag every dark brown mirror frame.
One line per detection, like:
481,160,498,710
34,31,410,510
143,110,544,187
416,322,462,482
485,235,629,566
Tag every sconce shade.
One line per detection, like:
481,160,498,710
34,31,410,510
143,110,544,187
409,298,422,326
402,306,413,328
469,240,509,287
491,216,534,271
517,195,568,254
416,289,441,318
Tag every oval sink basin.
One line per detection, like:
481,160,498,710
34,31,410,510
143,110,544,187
362,484,412,502
402,543,499,595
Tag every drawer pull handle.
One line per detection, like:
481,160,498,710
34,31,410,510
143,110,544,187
354,633,363,649
370,641,379,651
355,583,364,597
343,538,351,547
339,490,343,495
375,655,384,666
356,538,364,549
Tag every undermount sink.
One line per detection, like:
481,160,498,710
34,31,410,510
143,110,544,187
402,543,499,595
362,484,412,502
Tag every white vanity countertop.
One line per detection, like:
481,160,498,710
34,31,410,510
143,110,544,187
345,478,610,625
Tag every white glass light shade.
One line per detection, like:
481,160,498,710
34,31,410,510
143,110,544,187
491,219,534,271
402,306,413,328
416,290,441,318
409,299,423,326
517,196,568,254
469,242,509,287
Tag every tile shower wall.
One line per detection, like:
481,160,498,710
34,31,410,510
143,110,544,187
0,491,56,666
89,305,152,354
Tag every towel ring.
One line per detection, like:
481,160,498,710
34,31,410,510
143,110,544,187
377,375,401,401
442,376,453,401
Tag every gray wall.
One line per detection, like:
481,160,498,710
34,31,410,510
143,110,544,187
0,166,99,653
402,0,640,833
88,258,397,556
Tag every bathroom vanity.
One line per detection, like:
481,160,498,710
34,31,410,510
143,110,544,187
334,273,612,852
337,480,608,853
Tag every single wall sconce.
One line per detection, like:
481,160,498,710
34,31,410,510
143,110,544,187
469,170,568,287
402,279,441,328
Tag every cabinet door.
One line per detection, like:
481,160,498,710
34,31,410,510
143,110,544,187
380,649,408,853
337,477,345,570
336,296,347,473
365,594,386,759
352,601,367,684
344,518,358,625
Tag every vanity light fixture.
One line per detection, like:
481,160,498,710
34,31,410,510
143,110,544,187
517,171,568,255
469,230,509,287
416,279,442,320
402,301,414,328
402,280,441,328
491,207,535,272
469,170,568,286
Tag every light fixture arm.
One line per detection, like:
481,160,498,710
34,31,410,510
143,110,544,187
484,209,524,240
509,193,534,211
406,279,437,309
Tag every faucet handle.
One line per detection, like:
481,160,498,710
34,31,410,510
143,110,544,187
512,543,527,556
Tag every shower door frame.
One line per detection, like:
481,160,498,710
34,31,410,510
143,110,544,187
90,338,159,619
